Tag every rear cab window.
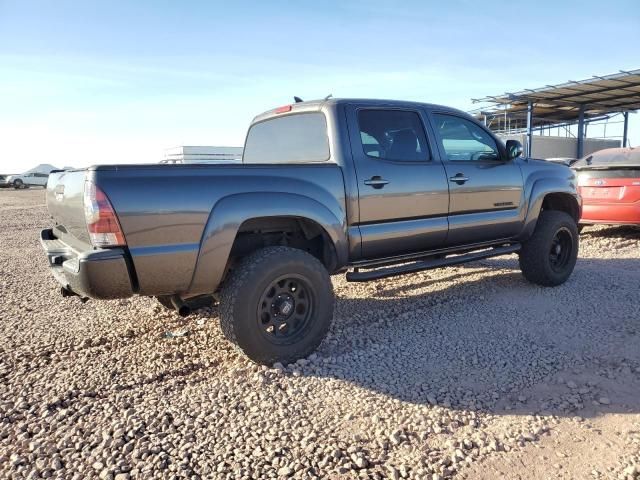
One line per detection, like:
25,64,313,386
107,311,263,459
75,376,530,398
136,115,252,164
243,112,330,164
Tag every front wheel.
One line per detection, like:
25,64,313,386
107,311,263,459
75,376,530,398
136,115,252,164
13,179,23,189
219,246,334,365
519,211,579,287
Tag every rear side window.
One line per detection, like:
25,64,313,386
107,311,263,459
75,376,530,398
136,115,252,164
243,112,330,163
357,109,430,162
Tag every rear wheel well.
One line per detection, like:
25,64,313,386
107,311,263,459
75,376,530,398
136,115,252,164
228,217,338,273
541,193,580,223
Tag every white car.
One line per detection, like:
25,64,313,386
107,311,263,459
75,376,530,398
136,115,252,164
7,172,50,189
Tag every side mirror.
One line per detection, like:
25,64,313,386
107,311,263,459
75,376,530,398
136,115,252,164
505,140,523,160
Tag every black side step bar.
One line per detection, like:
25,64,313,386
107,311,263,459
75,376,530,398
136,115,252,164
346,244,521,282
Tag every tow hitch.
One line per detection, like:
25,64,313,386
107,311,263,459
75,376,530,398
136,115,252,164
60,286,88,303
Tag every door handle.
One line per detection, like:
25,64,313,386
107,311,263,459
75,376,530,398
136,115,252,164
364,176,389,189
449,173,469,185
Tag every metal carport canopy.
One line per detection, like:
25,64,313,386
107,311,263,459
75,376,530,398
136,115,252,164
472,69,640,157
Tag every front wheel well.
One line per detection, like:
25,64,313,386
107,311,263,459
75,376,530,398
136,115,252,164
541,193,580,223
228,216,338,273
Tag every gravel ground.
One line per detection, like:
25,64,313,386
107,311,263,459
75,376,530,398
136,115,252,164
1,188,639,480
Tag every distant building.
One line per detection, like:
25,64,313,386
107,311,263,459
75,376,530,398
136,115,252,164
497,134,619,160
162,146,243,164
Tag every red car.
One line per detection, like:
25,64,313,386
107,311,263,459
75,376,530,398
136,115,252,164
573,147,640,227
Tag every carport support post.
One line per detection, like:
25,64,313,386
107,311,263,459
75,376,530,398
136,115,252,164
526,101,533,157
577,104,586,159
622,111,629,148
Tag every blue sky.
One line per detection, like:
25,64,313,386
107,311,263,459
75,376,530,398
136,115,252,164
1,0,639,171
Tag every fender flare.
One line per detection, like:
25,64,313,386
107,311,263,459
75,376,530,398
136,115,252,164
188,192,348,295
519,177,581,240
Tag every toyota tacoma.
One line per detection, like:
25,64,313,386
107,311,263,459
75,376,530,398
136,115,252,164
41,98,581,364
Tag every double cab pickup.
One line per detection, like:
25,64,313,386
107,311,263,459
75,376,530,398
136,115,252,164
42,98,581,364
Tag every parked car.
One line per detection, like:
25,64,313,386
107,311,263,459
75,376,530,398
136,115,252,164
545,157,575,166
0,174,13,188
7,172,50,189
41,98,581,364
573,147,640,228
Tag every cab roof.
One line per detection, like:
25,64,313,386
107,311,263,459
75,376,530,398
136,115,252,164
251,98,470,124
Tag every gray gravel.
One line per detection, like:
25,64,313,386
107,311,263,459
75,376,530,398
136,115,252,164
1,189,639,479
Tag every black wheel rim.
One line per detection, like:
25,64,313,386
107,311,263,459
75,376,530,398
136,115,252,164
256,274,314,345
549,227,573,273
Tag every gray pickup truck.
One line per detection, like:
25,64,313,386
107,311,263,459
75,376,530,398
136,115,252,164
42,98,581,364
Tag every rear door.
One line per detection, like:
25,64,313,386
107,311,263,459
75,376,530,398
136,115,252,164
23,173,36,185
428,111,525,245
346,105,449,259
34,173,49,186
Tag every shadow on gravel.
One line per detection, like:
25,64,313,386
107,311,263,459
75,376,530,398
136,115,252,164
373,267,493,297
113,362,209,393
581,224,640,239
303,257,640,418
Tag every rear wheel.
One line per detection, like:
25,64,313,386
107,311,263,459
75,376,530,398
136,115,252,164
519,211,579,286
219,246,334,365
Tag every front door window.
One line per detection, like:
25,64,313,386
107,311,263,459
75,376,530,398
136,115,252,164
432,113,500,162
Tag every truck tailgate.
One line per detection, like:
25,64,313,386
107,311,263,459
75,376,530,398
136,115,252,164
46,170,91,245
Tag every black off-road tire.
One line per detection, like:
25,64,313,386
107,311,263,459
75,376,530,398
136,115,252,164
13,179,24,189
219,246,334,365
519,211,579,287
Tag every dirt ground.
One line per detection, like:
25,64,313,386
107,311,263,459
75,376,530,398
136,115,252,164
1,188,639,480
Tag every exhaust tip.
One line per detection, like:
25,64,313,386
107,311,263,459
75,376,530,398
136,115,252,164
170,295,192,317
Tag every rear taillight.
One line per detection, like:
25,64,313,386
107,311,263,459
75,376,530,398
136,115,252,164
83,181,126,247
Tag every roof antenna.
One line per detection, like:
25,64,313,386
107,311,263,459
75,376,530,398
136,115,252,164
293,96,303,103
324,93,333,100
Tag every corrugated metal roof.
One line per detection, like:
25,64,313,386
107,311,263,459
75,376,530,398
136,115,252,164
472,69,640,129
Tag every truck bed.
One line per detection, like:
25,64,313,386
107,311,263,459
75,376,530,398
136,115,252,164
45,163,347,296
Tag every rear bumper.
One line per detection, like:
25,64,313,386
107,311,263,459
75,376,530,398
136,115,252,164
40,228,135,299
580,202,640,225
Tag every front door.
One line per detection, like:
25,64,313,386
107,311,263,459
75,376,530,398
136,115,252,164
428,111,525,245
347,106,450,259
